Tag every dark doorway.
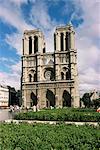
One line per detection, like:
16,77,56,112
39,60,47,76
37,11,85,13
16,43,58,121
46,89,55,107
62,90,71,107
30,92,37,106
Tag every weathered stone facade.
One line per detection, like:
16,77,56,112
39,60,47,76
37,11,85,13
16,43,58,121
21,24,80,109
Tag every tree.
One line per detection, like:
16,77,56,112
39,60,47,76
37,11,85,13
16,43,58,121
92,98,100,108
81,93,91,108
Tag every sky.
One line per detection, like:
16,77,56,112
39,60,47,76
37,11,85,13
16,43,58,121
0,0,100,96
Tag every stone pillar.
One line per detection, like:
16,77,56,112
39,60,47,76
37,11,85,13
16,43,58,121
64,32,66,51
70,87,74,107
22,38,24,55
38,35,42,52
58,87,63,108
70,52,75,80
70,63,75,80
23,89,27,108
32,36,34,54
24,37,29,55
55,87,60,107
70,31,75,49
55,53,60,80
39,88,46,109
56,32,60,51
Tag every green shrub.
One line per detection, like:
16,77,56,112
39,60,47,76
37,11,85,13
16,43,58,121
0,123,100,150
14,108,100,122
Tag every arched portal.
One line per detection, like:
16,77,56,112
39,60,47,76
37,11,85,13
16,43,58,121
30,92,37,106
62,90,71,107
46,89,55,107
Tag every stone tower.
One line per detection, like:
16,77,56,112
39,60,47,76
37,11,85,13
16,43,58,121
21,24,80,109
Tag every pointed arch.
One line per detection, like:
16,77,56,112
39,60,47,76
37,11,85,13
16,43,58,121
29,36,32,54
46,89,55,107
62,90,71,107
61,72,64,80
29,74,32,82
60,32,64,51
34,36,38,53
30,92,37,106
34,73,37,82
66,70,70,80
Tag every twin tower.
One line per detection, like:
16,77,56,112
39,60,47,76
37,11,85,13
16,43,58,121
21,24,80,109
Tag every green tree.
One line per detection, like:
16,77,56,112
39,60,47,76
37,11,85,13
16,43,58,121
92,98,100,108
81,93,91,108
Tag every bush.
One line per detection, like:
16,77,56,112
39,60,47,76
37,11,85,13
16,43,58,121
14,108,100,122
0,123,100,150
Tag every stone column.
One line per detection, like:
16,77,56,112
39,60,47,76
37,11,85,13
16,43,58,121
32,36,34,54
39,88,46,109
70,87,74,107
56,32,60,51
57,87,63,108
64,32,66,51
38,35,42,53
24,37,29,55
70,52,75,80
23,89,27,108
70,31,75,49
55,87,60,107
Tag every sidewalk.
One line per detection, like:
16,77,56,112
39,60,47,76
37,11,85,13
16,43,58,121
3,119,99,126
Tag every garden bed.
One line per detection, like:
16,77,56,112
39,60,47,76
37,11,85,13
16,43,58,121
14,108,100,122
0,123,100,150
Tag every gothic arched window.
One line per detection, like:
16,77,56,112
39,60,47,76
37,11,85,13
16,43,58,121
60,33,64,51
29,36,32,54
34,73,37,82
66,71,70,80
34,36,38,53
61,72,64,80
29,74,32,82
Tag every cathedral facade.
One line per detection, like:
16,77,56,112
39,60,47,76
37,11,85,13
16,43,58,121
21,24,80,109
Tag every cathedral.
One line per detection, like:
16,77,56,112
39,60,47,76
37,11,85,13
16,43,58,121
21,23,80,109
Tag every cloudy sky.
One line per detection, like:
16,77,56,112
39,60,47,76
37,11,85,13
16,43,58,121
0,0,100,95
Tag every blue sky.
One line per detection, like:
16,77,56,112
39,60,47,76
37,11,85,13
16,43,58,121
0,0,100,95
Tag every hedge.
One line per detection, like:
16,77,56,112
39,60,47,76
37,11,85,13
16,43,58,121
14,108,100,122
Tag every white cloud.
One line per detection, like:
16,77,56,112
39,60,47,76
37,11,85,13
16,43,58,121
0,71,20,90
9,0,28,7
0,60,21,90
5,33,22,55
0,2,33,32
0,1,34,56
30,1,58,52
72,0,100,94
